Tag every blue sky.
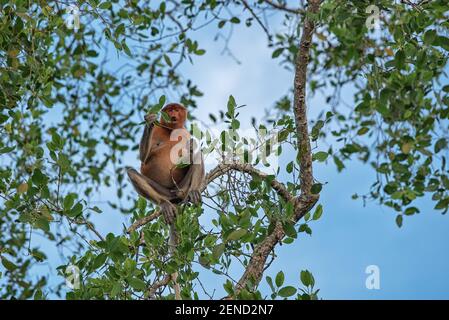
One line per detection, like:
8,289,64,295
22,5,449,299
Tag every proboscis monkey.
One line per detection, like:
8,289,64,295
126,103,205,224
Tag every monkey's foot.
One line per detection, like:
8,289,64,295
187,190,202,205
160,201,177,225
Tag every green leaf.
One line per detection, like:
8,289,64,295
272,48,284,58
283,222,297,239
313,151,328,162
357,127,369,135
163,54,173,67
226,229,247,241
68,202,83,218
278,286,297,297
0,146,15,154
423,29,436,45
404,207,419,216
435,138,447,153
0,114,8,124
32,169,48,186
92,253,108,270
311,183,322,194
35,217,50,232
396,215,403,228
286,161,294,173
300,270,314,287
435,198,449,210
63,193,77,211
1,257,18,271
51,132,63,149
212,243,225,260
99,2,112,9
333,155,345,172
227,95,236,118
312,204,323,220
90,206,102,213
199,255,210,268
121,41,132,57
128,277,146,291
158,95,167,108
395,50,406,69
31,250,46,262
436,36,449,51
34,289,43,300
110,282,122,298
275,271,284,287
266,276,275,292
230,17,240,24
223,280,234,295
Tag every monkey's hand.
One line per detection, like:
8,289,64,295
187,190,202,205
144,113,158,126
160,201,177,225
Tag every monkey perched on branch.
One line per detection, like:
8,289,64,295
126,103,205,224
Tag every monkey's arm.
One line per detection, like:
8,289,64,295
174,139,205,204
139,114,157,163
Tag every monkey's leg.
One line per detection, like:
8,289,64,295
127,167,177,224
128,167,181,298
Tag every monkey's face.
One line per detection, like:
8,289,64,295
161,105,187,129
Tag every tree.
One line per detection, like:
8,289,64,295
0,0,448,299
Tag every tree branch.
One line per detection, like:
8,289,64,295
204,162,294,203
148,274,172,299
262,0,304,15
127,210,161,233
293,0,319,195
240,0,272,41
233,0,321,295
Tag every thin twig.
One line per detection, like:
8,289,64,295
262,0,303,14
127,210,162,233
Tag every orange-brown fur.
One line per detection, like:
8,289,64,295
140,104,190,189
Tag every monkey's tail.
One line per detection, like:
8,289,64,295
168,223,181,300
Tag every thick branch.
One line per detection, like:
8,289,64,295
148,275,172,299
234,194,317,294
233,0,321,295
293,0,319,195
